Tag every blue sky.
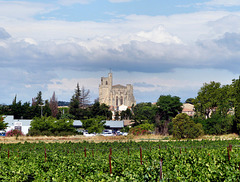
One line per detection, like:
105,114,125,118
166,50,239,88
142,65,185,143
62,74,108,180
0,0,240,104
36,0,204,21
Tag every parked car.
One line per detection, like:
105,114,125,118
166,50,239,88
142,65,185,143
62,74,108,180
101,129,114,136
0,131,6,136
116,131,123,136
83,130,96,137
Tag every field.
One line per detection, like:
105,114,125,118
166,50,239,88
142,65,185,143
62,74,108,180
0,133,239,143
0,135,240,181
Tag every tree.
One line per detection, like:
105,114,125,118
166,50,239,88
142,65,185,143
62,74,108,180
69,83,83,119
35,91,43,105
232,77,240,133
29,116,76,136
10,100,23,119
12,95,17,105
120,108,133,120
52,118,76,135
185,98,194,104
194,113,233,135
216,84,233,117
114,111,120,121
69,83,91,119
172,113,204,139
43,100,51,117
132,102,157,126
50,92,58,118
82,116,106,133
81,86,90,109
194,81,221,118
155,95,182,135
88,102,112,120
0,116,8,131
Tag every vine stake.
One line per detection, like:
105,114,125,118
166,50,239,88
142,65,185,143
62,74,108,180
160,159,163,181
45,148,47,162
140,147,142,165
109,154,112,174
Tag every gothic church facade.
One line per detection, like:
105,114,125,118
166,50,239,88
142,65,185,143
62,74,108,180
99,72,136,110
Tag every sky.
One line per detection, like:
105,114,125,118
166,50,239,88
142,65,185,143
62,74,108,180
1,0,240,105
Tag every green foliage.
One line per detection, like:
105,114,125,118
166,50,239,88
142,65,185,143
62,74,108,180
59,113,75,120
52,118,76,134
0,115,8,130
0,94,52,119
120,108,132,120
28,116,76,136
82,116,106,133
194,113,233,135
1,140,240,181
69,83,83,119
232,77,240,133
129,123,154,135
185,98,195,104
32,91,44,106
156,95,182,121
155,95,182,135
132,102,157,126
194,81,221,118
88,102,112,120
172,113,204,139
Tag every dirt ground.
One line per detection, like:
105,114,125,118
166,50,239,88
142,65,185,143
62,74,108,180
0,133,239,143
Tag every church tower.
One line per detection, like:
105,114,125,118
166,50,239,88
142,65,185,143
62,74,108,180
99,72,112,105
99,72,136,110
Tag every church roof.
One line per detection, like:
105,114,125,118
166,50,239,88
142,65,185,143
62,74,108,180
112,84,127,89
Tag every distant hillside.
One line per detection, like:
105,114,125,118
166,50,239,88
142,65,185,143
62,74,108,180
58,101,70,106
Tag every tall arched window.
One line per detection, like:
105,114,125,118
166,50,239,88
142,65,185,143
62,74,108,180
116,96,118,106
106,81,108,85
120,96,123,105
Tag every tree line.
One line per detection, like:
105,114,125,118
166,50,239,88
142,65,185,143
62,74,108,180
129,77,240,139
0,83,112,121
1,76,240,139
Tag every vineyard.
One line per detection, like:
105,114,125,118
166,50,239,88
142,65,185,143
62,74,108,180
0,140,240,181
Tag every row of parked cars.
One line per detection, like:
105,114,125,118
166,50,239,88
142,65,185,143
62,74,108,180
83,129,128,137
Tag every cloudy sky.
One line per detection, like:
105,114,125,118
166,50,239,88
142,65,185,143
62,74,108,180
0,0,240,104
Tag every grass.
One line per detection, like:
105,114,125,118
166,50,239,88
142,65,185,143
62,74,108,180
0,133,238,144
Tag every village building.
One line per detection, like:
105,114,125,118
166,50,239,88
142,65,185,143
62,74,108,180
182,103,195,117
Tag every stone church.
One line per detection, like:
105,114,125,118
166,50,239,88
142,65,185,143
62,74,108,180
99,72,136,110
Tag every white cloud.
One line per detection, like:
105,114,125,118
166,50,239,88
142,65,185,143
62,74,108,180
58,0,93,5
0,1,240,103
0,1,55,20
135,26,182,44
47,78,100,102
204,0,240,7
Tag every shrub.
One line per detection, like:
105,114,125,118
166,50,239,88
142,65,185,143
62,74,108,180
41,130,54,136
27,129,41,136
194,114,233,135
129,123,153,135
6,129,24,137
172,113,204,139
